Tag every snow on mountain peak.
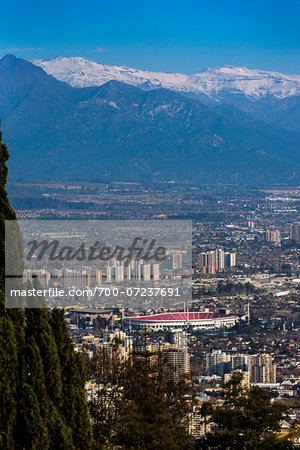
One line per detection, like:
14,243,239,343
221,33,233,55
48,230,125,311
30,57,300,99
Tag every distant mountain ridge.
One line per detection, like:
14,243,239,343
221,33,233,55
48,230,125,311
31,57,300,133
1,54,300,185
31,56,300,99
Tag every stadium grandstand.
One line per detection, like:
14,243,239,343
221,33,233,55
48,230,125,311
125,309,248,331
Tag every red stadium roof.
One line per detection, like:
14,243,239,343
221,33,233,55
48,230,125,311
128,312,236,321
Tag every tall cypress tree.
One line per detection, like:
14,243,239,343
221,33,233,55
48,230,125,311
0,128,93,448
0,128,24,448
0,298,18,449
51,308,93,449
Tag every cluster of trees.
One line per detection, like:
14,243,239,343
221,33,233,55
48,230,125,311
193,280,257,298
216,281,257,295
87,345,195,449
0,132,93,448
197,372,294,449
85,344,297,450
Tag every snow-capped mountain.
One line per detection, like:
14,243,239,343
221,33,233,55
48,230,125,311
0,55,300,185
31,56,300,100
2,54,300,184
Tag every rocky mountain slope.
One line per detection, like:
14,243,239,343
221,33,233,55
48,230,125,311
1,55,300,184
31,57,300,133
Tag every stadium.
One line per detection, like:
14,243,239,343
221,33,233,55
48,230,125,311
125,309,249,331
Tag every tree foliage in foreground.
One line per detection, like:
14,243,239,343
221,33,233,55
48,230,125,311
196,371,294,450
0,129,93,449
87,347,196,450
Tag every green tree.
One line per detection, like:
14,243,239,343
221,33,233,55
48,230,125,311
0,127,93,448
16,383,49,449
88,349,195,449
114,355,195,450
0,301,18,449
87,340,129,447
197,371,294,449
51,308,93,449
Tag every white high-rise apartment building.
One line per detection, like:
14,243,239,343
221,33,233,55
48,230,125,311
106,266,112,282
151,263,160,281
172,253,182,270
142,264,151,281
115,265,124,282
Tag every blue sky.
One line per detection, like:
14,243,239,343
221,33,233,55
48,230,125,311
1,0,300,74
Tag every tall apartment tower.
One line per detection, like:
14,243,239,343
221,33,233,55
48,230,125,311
151,264,160,281
291,222,300,243
225,252,236,267
266,229,281,243
224,370,250,389
172,253,183,270
124,265,131,280
188,406,211,439
216,249,225,270
199,252,208,267
166,330,188,350
133,261,142,280
106,266,112,282
89,268,102,286
207,251,216,268
250,354,276,383
115,265,124,282
164,349,190,377
142,264,151,281
206,350,231,377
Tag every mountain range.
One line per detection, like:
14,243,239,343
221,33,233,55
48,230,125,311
1,54,300,184
32,57,300,133
32,56,300,99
